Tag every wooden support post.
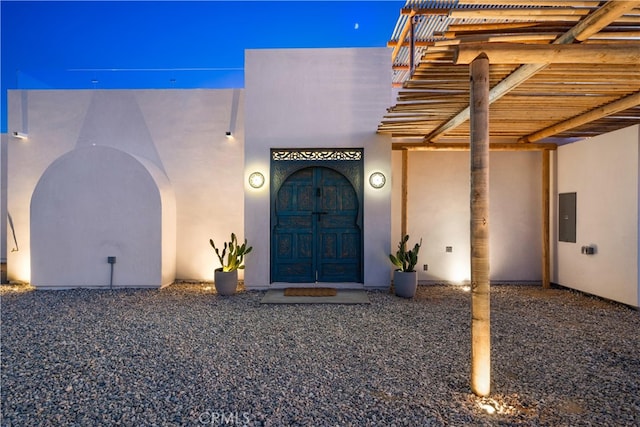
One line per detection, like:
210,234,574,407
470,53,491,397
401,149,408,238
542,150,551,289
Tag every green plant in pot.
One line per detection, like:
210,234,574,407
389,234,422,298
209,233,252,296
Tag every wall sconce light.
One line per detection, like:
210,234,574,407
249,172,265,189
369,172,386,189
225,131,233,138
12,131,28,140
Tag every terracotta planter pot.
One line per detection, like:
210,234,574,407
214,269,238,296
393,270,417,298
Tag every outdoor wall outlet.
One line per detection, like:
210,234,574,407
423,264,428,271
446,246,453,253
108,256,116,264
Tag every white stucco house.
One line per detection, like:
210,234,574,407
2,47,639,308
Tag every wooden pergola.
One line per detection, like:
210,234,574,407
379,0,640,289
378,0,640,396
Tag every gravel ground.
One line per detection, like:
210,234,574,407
1,283,639,426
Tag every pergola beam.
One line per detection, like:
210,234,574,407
393,142,557,151
454,43,640,65
446,22,539,32
451,10,589,22
400,7,458,15
387,40,434,48
423,0,640,143
459,0,601,6
566,0,640,42
519,91,640,143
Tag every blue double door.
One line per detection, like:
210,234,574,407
272,167,362,283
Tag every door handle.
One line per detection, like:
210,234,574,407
311,211,328,222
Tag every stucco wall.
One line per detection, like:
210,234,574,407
391,150,543,283
7,60,638,298
7,89,244,284
554,125,639,307
30,146,176,288
244,48,393,289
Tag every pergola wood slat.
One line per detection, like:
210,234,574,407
380,0,640,145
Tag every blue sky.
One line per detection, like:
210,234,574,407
1,0,403,132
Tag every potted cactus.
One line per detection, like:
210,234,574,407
209,233,252,295
389,234,422,298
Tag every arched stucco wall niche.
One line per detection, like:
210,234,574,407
30,146,176,289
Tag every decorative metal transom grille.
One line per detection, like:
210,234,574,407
272,149,362,162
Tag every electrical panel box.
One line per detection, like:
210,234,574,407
559,192,577,243
581,245,596,255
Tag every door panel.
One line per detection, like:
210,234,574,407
273,168,315,282
272,166,361,283
316,168,360,282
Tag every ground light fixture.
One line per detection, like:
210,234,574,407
248,172,265,188
369,172,386,189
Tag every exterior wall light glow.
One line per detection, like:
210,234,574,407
369,172,386,189
225,131,233,138
249,172,265,188
12,132,28,140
